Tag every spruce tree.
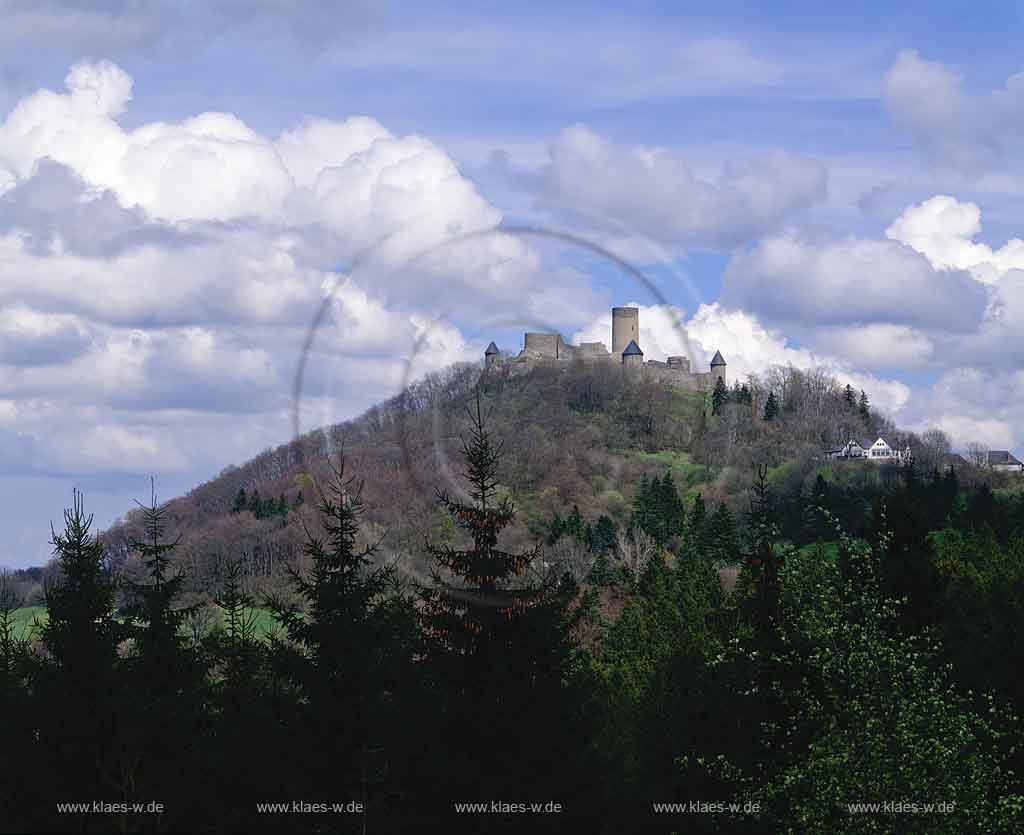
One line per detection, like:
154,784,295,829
37,491,126,819
743,465,784,631
419,389,581,806
122,481,205,824
763,391,779,422
232,487,247,514
712,376,729,416
592,514,618,555
658,471,685,542
858,389,871,422
267,454,412,819
708,503,739,563
685,493,708,557
0,571,34,827
843,383,856,410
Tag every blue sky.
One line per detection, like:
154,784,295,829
1,1,1023,567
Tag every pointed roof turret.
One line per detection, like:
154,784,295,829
710,350,726,366
484,341,500,355
622,339,643,356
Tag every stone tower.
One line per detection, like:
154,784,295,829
622,339,644,369
484,341,500,368
612,307,640,355
710,350,727,386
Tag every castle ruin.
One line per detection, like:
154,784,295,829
483,306,726,392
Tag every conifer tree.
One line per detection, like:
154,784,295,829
743,465,784,630
208,559,274,826
37,491,126,817
248,488,262,518
566,504,585,541
858,389,871,422
843,383,856,410
708,503,739,563
419,389,581,804
763,390,779,422
0,571,34,827
232,487,247,514
122,481,205,822
592,514,618,555
267,454,412,818
686,492,708,556
712,376,729,416
658,470,685,542
803,474,831,542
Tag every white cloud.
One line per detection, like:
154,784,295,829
721,227,987,331
886,195,1024,284
884,50,1024,170
513,124,827,250
806,324,934,370
0,60,567,484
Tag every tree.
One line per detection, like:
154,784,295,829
0,570,34,828
37,491,127,821
708,503,739,563
267,453,415,822
121,481,206,822
683,492,708,557
712,376,729,416
858,389,870,422
763,390,779,422
843,383,856,411
231,487,247,514
418,389,582,806
965,441,989,469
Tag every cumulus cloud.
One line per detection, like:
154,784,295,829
885,195,1024,284
804,323,934,370
901,366,1024,451
720,228,987,331
498,124,827,251
884,50,1024,170
0,60,567,482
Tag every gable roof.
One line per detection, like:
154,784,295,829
710,350,726,366
988,450,1023,466
484,341,500,355
622,339,643,356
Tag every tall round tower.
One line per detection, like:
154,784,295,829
612,307,639,355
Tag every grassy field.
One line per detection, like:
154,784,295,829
7,605,285,642
9,605,47,639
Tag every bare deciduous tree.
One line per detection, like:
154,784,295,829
965,442,989,469
615,527,659,585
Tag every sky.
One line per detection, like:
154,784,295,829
2,1,1024,567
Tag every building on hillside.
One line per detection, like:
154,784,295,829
481,306,726,392
986,450,1024,474
825,437,912,465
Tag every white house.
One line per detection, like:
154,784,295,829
826,437,911,465
987,450,1024,474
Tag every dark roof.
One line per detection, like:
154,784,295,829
710,350,726,366
622,339,643,356
484,341,499,355
988,450,1022,466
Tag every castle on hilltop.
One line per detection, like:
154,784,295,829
482,306,726,392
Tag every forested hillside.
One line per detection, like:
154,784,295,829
2,360,1023,833
12,357,997,609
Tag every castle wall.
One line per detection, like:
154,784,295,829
523,332,561,358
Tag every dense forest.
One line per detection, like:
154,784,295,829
1,361,1023,833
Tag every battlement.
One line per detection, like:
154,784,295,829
482,307,725,391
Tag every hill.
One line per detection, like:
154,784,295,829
78,356,985,605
